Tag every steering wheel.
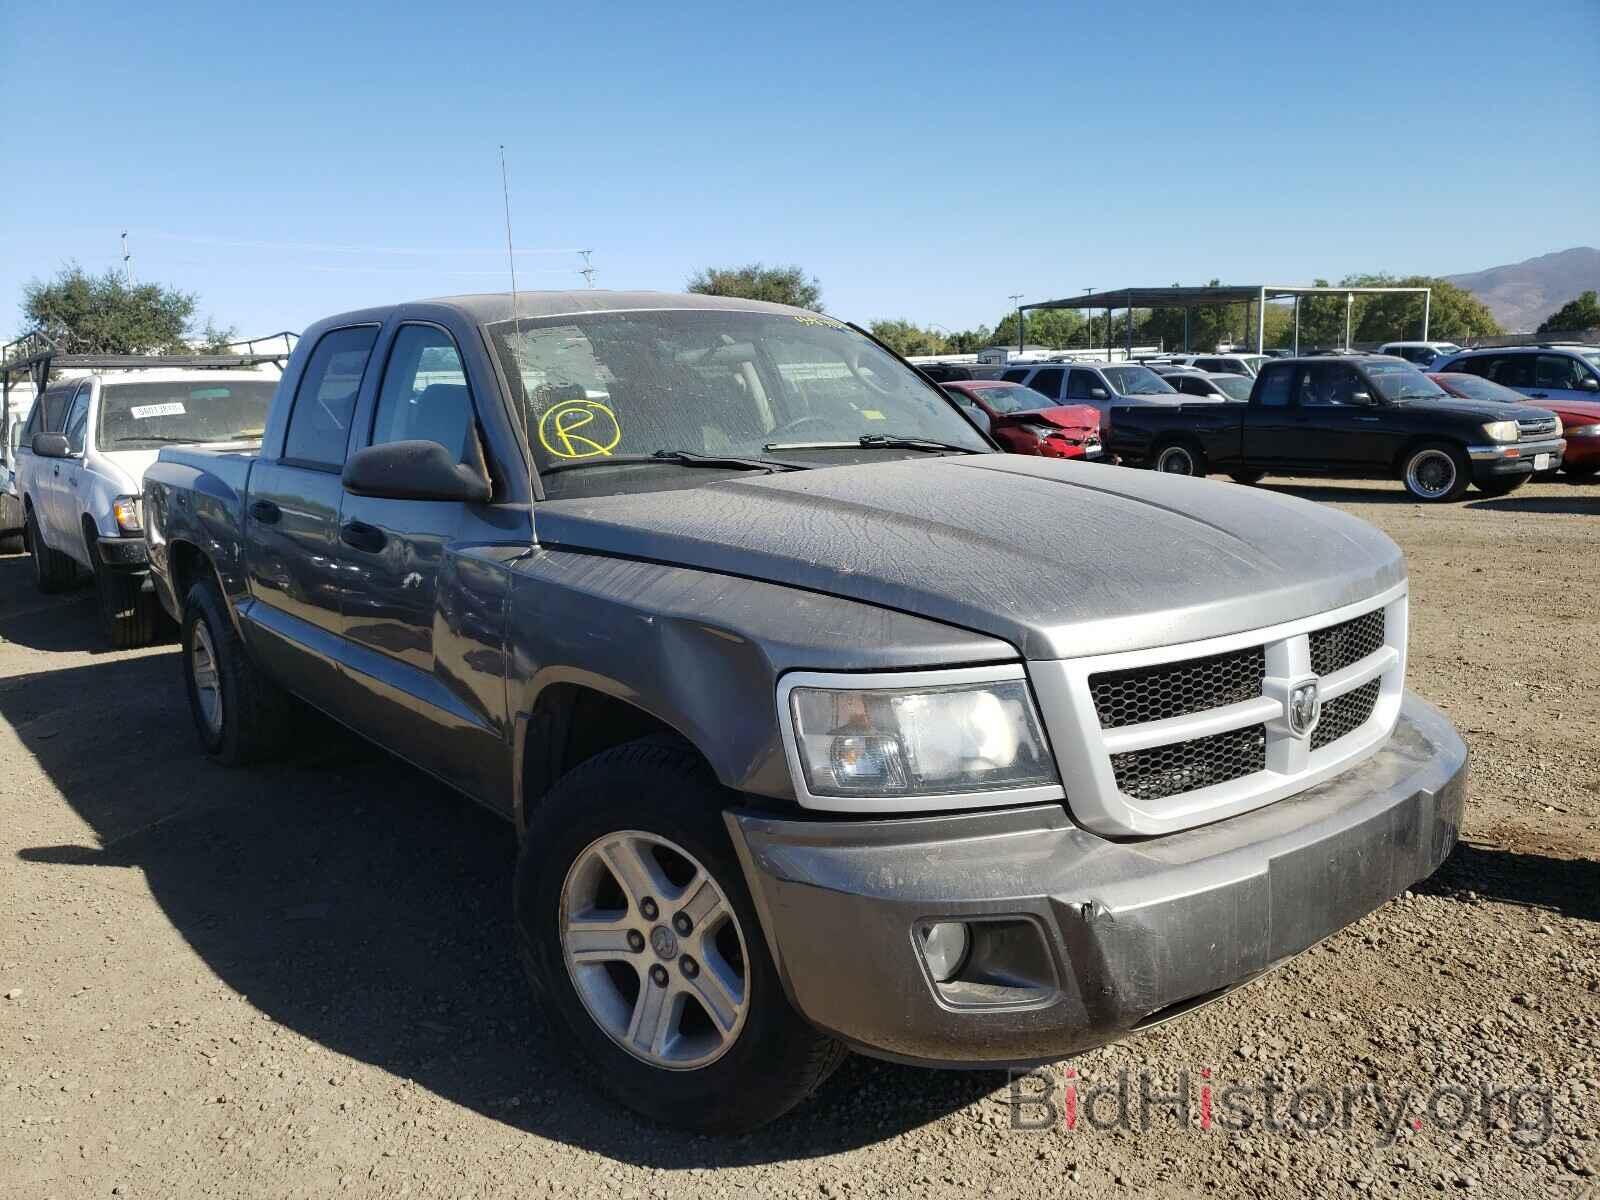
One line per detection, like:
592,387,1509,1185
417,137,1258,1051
765,413,833,440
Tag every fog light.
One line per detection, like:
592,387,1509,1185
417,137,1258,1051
918,921,970,983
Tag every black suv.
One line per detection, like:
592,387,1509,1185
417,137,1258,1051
1106,355,1565,501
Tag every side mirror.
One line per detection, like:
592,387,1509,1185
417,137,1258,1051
1581,377,1599,392
1090,387,1109,400
32,432,70,458
342,439,491,502
1350,391,1376,406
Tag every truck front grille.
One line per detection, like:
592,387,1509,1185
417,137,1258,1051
1309,609,1385,676
1311,678,1381,750
1111,724,1267,802
1090,647,1265,728
1517,416,1559,438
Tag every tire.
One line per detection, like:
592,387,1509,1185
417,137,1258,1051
1565,462,1599,479
515,739,845,1134
1229,469,1267,485
1474,475,1529,498
1400,442,1470,502
1153,440,1206,476
180,573,294,764
90,537,161,649
27,506,76,593
0,530,22,554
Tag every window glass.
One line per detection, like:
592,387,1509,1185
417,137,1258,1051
1255,365,1293,407
1486,355,1535,389
283,326,378,467
1066,369,1098,399
1298,364,1364,406
98,380,275,450
969,384,1048,414
1027,368,1064,400
37,387,74,433
371,326,473,458
1100,365,1174,395
63,387,90,452
1216,375,1254,401
1000,368,1029,383
1536,354,1586,390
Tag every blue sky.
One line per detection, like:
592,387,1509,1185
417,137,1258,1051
3,0,1596,340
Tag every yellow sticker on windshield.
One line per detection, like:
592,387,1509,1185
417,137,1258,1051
861,409,886,420
538,399,622,459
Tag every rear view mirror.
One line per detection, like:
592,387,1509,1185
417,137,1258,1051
31,432,70,458
342,439,491,502
1090,387,1108,400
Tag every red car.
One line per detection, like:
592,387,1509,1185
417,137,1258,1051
1429,372,1600,478
941,380,1103,460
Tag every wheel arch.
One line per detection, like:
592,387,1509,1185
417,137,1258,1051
1391,433,1468,474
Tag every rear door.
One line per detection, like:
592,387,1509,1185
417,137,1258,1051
1024,367,1065,404
241,324,379,701
333,320,512,801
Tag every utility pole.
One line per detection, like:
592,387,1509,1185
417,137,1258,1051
578,249,596,289
1009,293,1024,354
120,231,134,286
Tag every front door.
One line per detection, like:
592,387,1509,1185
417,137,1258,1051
334,321,511,801
1284,361,1384,470
54,383,93,565
240,324,379,703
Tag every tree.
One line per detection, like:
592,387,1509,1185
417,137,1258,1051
1537,290,1600,335
686,263,822,311
22,265,201,354
992,308,1085,349
1345,274,1499,344
867,319,950,357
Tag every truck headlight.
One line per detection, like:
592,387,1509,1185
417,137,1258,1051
112,495,143,534
1567,423,1600,438
1480,421,1519,443
786,675,1055,799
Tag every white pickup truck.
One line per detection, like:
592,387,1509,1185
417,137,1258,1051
14,366,278,645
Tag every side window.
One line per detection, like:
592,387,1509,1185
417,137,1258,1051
1066,369,1096,399
1028,368,1064,400
1255,365,1292,407
39,387,73,433
1000,368,1029,383
371,325,474,458
283,326,379,468
1455,355,1493,378
63,386,91,453
1536,354,1585,390
1488,355,1535,389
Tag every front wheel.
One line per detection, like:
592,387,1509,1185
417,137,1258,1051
1475,475,1529,498
1401,443,1471,502
1565,462,1599,479
1153,440,1206,476
516,739,845,1134
1229,469,1267,485
91,541,162,649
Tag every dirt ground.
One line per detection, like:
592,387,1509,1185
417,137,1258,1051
3,475,1597,1199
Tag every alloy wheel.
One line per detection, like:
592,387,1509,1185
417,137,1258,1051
1406,449,1456,499
190,620,223,735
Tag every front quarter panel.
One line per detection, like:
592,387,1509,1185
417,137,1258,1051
506,548,1018,822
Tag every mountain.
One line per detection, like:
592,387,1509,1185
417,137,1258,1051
1444,247,1600,332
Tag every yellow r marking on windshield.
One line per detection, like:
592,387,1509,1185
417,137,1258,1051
538,399,622,459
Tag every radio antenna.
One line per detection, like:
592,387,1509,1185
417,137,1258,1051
499,146,521,321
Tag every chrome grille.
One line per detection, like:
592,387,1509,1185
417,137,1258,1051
1311,678,1381,751
1518,416,1559,437
1110,724,1267,802
1309,610,1385,677
1089,647,1265,729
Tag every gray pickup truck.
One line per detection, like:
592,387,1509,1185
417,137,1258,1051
143,291,1468,1133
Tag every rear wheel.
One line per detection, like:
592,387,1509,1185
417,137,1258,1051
27,506,76,593
516,739,845,1133
181,573,295,764
1229,469,1266,485
1400,443,1470,502
1153,440,1206,477
90,537,161,649
1474,475,1529,498
1565,462,1599,479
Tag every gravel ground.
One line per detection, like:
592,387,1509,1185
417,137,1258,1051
3,475,1597,1199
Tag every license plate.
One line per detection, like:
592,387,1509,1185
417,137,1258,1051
1534,453,1551,471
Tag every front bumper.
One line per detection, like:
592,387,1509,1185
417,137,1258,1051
1466,437,1565,479
0,490,21,534
96,535,150,569
728,691,1466,1068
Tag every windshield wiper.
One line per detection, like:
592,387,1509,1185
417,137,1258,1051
541,449,806,477
762,433,980,454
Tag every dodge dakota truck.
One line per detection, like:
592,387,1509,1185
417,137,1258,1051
143,292,1468,1133
1107,354,1565,501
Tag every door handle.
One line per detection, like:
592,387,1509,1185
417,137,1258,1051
1530,392,1548,399
340,520,386,554
1355,416,1381,422
249,499,281,524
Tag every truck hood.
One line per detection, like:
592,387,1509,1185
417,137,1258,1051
1399,396,1536,422
534,457,1404,660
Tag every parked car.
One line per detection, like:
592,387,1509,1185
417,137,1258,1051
915,362,976,383
992,360,1181,421
144,290,1466,1134
1432,345,1600,406
1158,369,1254,401
1167,353,1266,377
1378,341,1463,368
14,368,277,645
1,385,36,553
1430,371,1598,478
1106,354,1565,501
940,380,1102,459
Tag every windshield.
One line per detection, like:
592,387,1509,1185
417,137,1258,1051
1365,362,1447,402
1581,350,1600,370
972,383,1050,414
1432,373,1525,404
98,380,276,450
1100,366,1175,395
1215,375,1254,400
488,309,989,495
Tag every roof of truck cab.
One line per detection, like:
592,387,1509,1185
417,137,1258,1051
419,290,819,324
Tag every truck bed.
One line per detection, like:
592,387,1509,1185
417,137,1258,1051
1107,400,1243,466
